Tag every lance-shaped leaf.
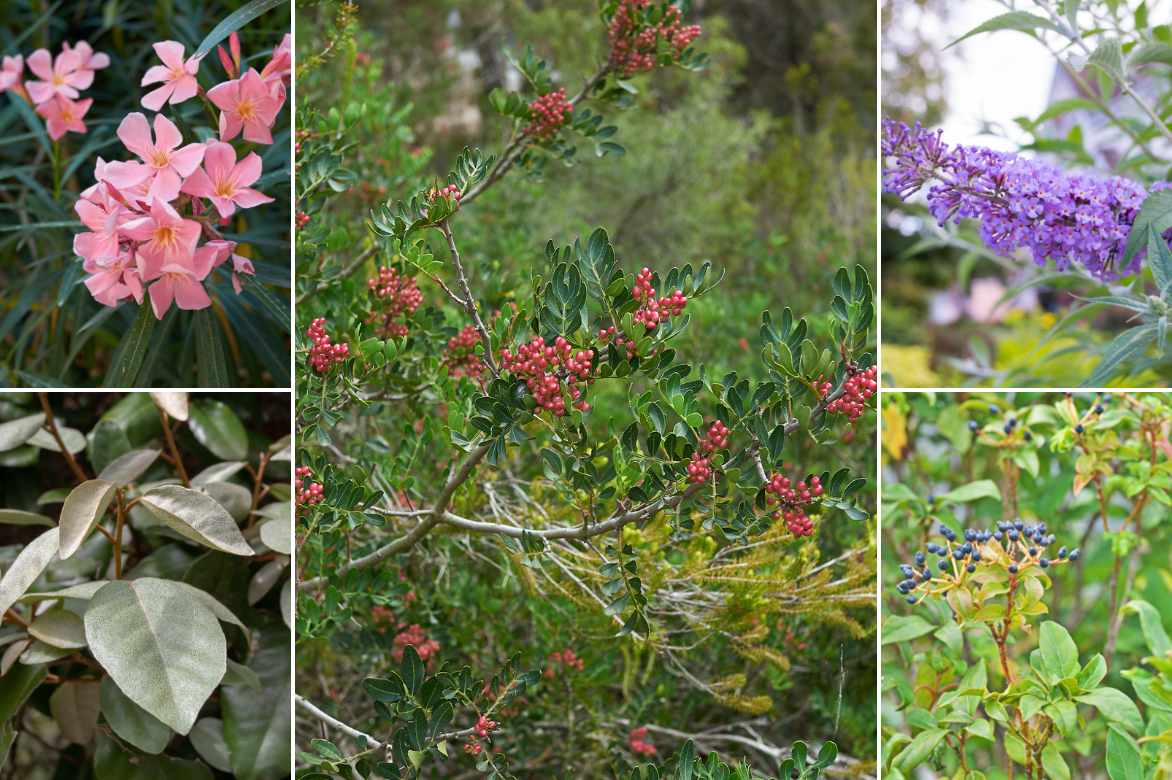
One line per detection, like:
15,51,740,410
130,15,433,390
98,449,161,486
28,607,86,649
84,578,227,735
0,413,45,452
0,527,60,621
59,479,117,559
139,486,254,556
0,510,54,527
100,675,173,755
20,581,109,603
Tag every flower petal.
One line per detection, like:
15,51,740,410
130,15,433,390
117,112,154,160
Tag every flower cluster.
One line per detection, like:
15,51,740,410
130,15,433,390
73,36,287,318
882,119,1169,280
295,466,325,509
607,0,701,76
627,726,658,757
0,42,108,140
307,318,350,374
764,470,823,537
525,88,573,139
392,623,441,663
632,267,687,330
367,266,423,339
543,647,585,677
428,183,462,203
896,522,1079,605
686,420,730,484
445,325,485,381
500,336,595,416
822,365,877,422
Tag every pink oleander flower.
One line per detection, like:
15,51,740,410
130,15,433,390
194,238,256,294
140,40,202,111
143,260,212,319
73,185,133,264
36,95,91,140
217,32,242,80
180,140,274,218
25,47,90,104
0,55,23,93
122,198,202,270
84,249,144,308
63,41,110,72
105,112,205,203
261,34,291,87
207,68,282,144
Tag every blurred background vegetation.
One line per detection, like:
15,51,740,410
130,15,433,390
295,0,877,771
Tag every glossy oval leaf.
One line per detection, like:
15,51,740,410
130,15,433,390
139,486,254,556
150,392,189,422
98,449,161,487
99,675,173,755
28,426,87,454
203,482,252,523
189,718,233,772
191,461,247,487
59,479,117,559
0,413,45,453
258,514,291,555
28,608,87,649
223,621,290,780
95,732,213,779
49,680,101,744
247,560,285,605
0,509,54,527
188,401,248,461
84,578,227,735
0,527,60,621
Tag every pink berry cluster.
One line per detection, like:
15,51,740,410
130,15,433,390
627,726,658,757
597,325,639,359
764,470,823,537
445,324,485,381
307,318,350,374
0,41,107,141
295,466,324,510
686,420,730,484
367,266,423,339
543,647,586,678
463,714,499,757
632,267,687,330
296,211,310,229
824,365,878,422
525,87,573,139
500,336,595,416
607,0,701,76
392,623,440,663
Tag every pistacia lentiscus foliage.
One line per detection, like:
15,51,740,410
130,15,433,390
881,392,1172,779
0,391,291,778
295,2,876,778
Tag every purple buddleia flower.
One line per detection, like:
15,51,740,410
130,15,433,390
882,119,1168,280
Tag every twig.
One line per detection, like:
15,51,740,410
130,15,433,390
437,221,498,377
37,393,87,484
157,407,189,487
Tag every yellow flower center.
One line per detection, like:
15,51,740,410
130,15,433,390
215,181,235,198
236,99,256,121
150,150,170,169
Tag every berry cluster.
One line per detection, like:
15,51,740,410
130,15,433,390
500,336,595,416
597,325,639,359
525,87,573,139
627,726,658,757
367,266,423,339
544,647,585,678
764,471,823,537
686,420,731,484
296,211,309,229
632,267,687,330
607,0,701,76
307,318,349,374
445,324,485,381
896,522,1078,605
392,623,440,663
463,714,500,758
824,365,877,422
295,466,324,509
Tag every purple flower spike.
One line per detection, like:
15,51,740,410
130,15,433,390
882,119,1169,280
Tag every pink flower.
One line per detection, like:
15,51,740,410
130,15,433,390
180,141,274,218
73,186,133,263
261,34,291,87
63,41,110,72
122,198,201,270
36,96,91,140
25,48,90,104
144,261,212,319
104,112,205,203
0,55,23,93
84,249,144,308
216,32,242,80
207,68,282,144
140,40,202,110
